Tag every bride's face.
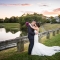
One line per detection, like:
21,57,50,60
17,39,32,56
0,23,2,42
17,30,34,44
35,24,37,27
35,24,39,28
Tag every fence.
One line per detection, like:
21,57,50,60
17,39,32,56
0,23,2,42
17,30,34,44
0,28,60,52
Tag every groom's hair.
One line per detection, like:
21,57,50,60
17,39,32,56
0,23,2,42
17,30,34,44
32,20,37,22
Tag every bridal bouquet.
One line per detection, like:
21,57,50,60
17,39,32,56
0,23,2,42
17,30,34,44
25,22,29,27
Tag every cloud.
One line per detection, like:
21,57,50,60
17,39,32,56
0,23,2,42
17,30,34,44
0,3,8,6
53,8,60,12
0,3,31,6
38,3,49,7
39,4,48,7
21,3,31,6
42,8,60,16
20,11,34,14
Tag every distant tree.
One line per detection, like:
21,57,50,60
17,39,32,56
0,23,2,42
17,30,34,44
4,16,19,23
46,19,50,23
4,17,9,23
0,18,4,23
9,16,15,23
50,16,56,23
58,15,60,23
13,16,19,23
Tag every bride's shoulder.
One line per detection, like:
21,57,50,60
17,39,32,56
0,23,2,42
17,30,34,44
36,27,39,32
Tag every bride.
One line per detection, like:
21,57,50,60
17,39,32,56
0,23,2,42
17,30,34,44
29,22,60,56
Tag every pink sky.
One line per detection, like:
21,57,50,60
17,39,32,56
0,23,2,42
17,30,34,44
0,0,60,18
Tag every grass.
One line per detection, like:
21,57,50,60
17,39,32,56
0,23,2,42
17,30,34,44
0,23,60,32
44,34,60,46
40,23,60,32
0,23,20,29
0,23,20,32
0,34,60,60
43,23,60,30
0,23,20,28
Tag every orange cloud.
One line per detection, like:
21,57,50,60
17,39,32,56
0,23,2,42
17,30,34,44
21,3,31,6
42,8,60,16
53,8,60,12
0,3,31,6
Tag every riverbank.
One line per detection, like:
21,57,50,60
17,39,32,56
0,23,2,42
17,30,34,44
0,23,20,32
0,34,60,60
0,23,60,32
0,23,19,29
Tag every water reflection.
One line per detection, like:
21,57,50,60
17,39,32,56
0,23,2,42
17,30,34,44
0,28,21,41
5,28,20,33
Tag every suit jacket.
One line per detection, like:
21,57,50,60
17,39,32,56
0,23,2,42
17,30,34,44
28,25,35,40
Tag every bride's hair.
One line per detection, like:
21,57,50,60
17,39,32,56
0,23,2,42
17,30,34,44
36,22,40,27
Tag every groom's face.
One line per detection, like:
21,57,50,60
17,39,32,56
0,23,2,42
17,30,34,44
31,21,36,26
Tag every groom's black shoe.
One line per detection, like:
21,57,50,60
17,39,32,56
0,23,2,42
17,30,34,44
28,54,31,55
28,53,31,55
28,52,31,55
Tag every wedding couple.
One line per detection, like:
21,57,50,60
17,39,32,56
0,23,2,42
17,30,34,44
26,20,60,56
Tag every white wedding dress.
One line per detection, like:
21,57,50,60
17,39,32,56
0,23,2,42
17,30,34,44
31,30,60,56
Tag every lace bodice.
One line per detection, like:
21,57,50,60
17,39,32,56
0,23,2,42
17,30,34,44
34,30,38,35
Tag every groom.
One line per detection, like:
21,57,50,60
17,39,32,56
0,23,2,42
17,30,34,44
27,20,36,55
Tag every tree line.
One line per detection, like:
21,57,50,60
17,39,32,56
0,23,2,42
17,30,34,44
0,13,60,35
0,13,60,23
0,16,19,23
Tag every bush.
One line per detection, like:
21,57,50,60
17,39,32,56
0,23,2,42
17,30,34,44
19,13,47,36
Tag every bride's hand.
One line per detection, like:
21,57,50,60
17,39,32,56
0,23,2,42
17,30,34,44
35,32,38,35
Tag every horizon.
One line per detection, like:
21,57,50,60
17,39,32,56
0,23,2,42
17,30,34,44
0,0,60,19
0,13,59,19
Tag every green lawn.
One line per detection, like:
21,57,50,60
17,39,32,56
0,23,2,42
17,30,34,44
43,23,60,30
40,23,60,32
0,34,60,60
0,23,20,32
0,23,20,29
44,34,60,46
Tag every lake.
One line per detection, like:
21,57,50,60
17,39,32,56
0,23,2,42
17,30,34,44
0,28,21,41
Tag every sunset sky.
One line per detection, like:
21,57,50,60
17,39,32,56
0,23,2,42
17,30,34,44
0,0,60,18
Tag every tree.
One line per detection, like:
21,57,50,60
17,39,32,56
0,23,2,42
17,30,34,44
58,15,60,23
4,17,9,23
19,13,47,36
50,16,56,23
46,19,50,23
0,19,4,23
4,16,19,23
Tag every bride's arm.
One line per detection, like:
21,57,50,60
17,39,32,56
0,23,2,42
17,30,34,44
29,23,37,30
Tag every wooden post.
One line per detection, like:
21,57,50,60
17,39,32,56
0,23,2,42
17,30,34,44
53,31,55,36
46,32,50,39
17,38,24,52
57,29,59,34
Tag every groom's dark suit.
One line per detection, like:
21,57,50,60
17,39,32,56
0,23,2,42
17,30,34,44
28,25,35,55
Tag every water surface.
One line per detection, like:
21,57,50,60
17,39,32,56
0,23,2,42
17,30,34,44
0,28,21,41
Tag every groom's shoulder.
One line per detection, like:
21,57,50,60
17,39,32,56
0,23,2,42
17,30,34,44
27,24,30,27
28,25,32,29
